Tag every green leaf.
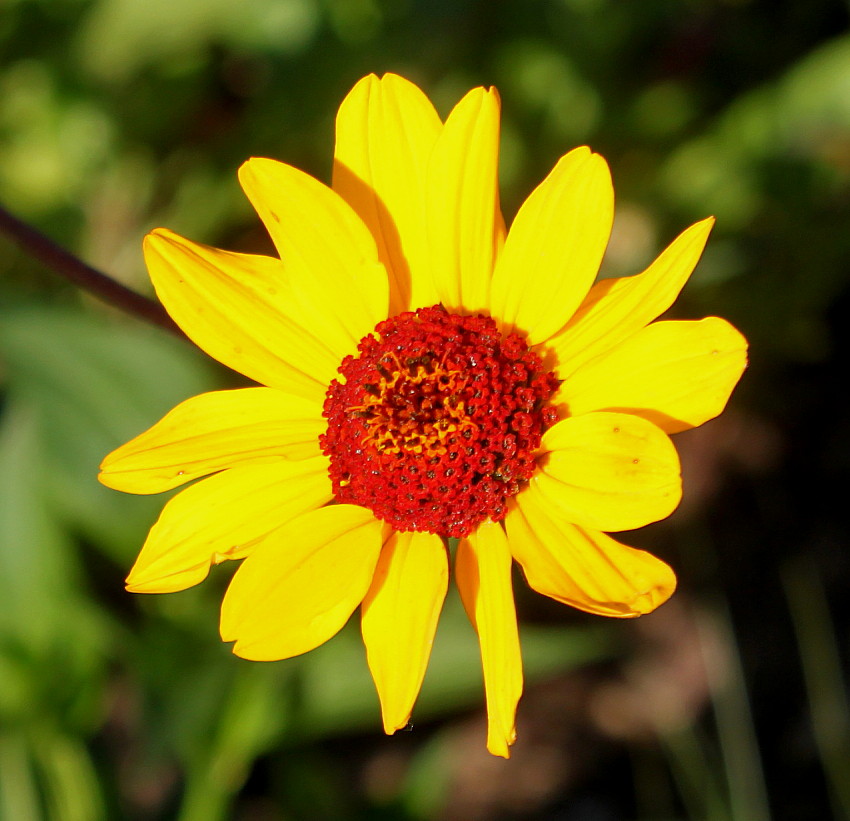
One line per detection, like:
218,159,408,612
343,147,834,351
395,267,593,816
0,305,217,562
0,733,41,821
31,729,106,821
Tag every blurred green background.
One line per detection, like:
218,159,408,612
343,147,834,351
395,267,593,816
1,0,849,818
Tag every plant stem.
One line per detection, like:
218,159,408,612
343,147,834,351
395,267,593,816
0,204,183,338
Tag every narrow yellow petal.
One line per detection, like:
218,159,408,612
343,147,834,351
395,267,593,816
507,486,676,617
220,505,383,661
554,317,748,434
490,147,614,345
99,388,324,494
333,73,442,314
542,217,714,378
144,229,336,401
361,530,448,734
534,412,681,532
427,87,503,315
239,158,389,357
456,520,523,759
125,456,332,594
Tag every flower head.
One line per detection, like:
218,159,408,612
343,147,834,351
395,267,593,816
99,74,747,757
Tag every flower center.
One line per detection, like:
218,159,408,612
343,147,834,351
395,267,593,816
320,305,560,538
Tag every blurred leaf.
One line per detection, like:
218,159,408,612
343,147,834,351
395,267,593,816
399,733,455,820
0,61,115,215
0,305,216,562
0,733,40,821
31,728,105,821
497,40,601,144
176,663,289,821
75,0,320,82
0,404,108,817
0,402,110,715
662,32,850,228
0,402,75,646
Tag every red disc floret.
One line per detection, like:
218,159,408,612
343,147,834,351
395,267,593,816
320,305,560,538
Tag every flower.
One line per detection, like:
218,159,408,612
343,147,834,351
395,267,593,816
99,73,747,757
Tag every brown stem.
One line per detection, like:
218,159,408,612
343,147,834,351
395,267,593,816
0,204,184,338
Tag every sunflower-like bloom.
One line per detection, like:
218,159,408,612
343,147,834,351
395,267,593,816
100,74,747,757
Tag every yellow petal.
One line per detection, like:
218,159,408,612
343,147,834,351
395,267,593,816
427,87,503,315
144,229,336,401
554,317,748,434
490,147,614,346
534,412,681,532
507,486,676,617
220,505,383,661
99,388,324,494
239,158,389,358
361,530,448,734
456,520,522,758
542,217,714,378
126,456,332,594
333,73,442,315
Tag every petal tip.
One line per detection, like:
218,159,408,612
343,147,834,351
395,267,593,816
566,144,592,161
237,156,277,185
124,579,154,594
457,83,501,114
96,468,117,489
231,639,265,661
125,559,211,594
237,158,257,182
382,713,412,736
220,619,238,644
486,734,515,759
587,149,612,179
144,226,168,242
143,227,178,255
630,570,678,616
691,214,716,239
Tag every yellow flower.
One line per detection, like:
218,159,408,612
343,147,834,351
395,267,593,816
99,74,747,757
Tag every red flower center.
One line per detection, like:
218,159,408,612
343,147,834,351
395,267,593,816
320,305,560,538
